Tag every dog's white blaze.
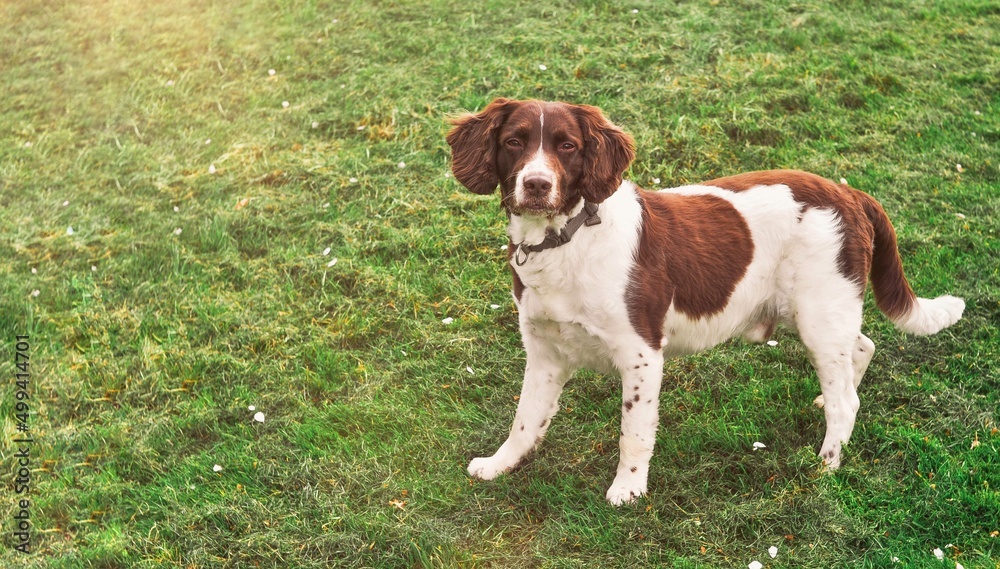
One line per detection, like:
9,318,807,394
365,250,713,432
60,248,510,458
514,109,559,209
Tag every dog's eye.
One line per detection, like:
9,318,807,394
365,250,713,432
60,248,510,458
559,142,577,151
505,138,522,149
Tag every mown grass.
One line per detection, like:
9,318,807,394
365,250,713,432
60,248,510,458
0,0,997,567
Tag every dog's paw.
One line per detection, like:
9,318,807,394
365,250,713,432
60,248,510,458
605,484,645,506
818,445,842,471
605,478,647,506
468,456,508,481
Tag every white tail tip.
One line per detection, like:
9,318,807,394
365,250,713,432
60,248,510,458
892,295,965,336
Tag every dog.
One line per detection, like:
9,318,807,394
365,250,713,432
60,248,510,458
446,98,964,505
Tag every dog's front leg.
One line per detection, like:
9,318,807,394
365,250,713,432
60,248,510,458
468,335,571,481
606,349,664,505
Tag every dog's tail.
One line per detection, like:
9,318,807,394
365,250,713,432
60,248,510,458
861,192,965,335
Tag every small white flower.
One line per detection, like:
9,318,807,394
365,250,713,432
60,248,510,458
768,546,778,558
955,213,966,220
401,350,408,356
66,226,74,235
31,268,37,274
253,412,265,423
933,548,944,561
166,80,175,87
892,557,900,563
357,125,366,131
63,200,70,206
332,18,339,23
327,258,338,267
653,178,661,184
323,247,331,256
441,317,454,325
749,561,763,569
91,266,97,272
213,464,223,472
282,101,290,108
208,164,217,174
974,110,981,115
840,177,848,185
490,304,500,310
24,141,32,148
956,563,964,569
31,290,40,297
204,139,211,145
632,8,639,13
398,161,406,169
466,366,474,374
767,340,778,346
444,171,452,178
248,405,256,411
268,69,276,76
538,64,547,71
349,177,358,183
500,245,508,251
312,121,319,129
173,228,182,236
956,164,964,173
752,441,767,451
173,205,180,212
322,202,330,208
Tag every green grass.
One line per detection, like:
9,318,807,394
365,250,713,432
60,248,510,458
1,0,998,566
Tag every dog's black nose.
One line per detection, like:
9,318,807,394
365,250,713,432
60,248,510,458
523,176,553,197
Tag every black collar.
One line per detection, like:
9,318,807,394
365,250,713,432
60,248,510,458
513,201,602,266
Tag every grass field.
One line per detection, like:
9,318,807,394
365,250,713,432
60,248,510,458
1,0,998,566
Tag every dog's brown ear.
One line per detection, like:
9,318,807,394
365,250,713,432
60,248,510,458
573,104,635,204
446,98,519,195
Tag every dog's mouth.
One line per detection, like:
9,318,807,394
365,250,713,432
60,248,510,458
511,206,559,218
510,198,561,218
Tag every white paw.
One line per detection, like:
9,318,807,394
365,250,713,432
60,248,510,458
468,456,508,481
606,484,645,506
819,448,842,471
606,474,647,506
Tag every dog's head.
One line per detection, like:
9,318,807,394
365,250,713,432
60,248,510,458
446,98,635,217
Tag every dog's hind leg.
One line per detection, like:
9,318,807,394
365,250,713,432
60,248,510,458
468,332,572,481
813,333,875,409
795,288,865,470
786,208,869,469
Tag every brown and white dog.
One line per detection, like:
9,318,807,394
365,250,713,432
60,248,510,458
446,98,964,505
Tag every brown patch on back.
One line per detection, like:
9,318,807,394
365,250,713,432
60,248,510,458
626,191,754,349
703,170,872,286
703,169,916,318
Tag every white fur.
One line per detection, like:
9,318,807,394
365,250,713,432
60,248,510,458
892,295,965,335
469,180,962,504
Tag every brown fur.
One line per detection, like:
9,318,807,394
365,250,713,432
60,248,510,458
447,99,635,213
626,191,754,349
